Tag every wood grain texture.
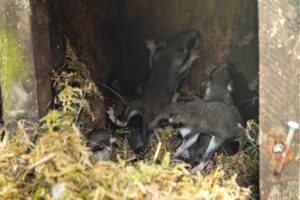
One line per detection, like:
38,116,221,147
48,0,118,84
31,0,52,117
43,0,119,128
259,0,300,199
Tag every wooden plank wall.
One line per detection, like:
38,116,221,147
259,0,300,199
28,0,119,121
31,0,52,117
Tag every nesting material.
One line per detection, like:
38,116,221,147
52,38,105,133
144,119,258,193
0,122,250,199
216,120,259,196
143,127,179,162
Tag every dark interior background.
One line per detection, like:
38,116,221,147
46,0,258,121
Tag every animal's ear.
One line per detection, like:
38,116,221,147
205,64,218,77
201,64,215,86
227,80,234,91
109,137,117,144
201,78,210,87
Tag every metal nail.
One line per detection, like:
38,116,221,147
272,143,284,153
274,121,299,175
285,121,299,146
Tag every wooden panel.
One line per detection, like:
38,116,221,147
31,0,52,117
0,0,39,126
48,0,119,84
259,0,300,199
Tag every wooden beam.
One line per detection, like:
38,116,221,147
31,0,52,117
0,0,39,128
259,0,300,199
0,0,53,126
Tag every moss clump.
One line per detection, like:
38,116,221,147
0,121,250,199
215,120,259,198
52,38,105,132
143,128,180,163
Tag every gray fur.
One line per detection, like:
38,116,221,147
203,63,234,105
148,99,244,171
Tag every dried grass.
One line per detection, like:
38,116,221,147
143,128,179,162
51,38,103,129
216,120,259,198
0,121,251,199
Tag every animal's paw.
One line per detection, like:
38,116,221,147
93,147,113,161
107,107,128,127
171,93,179,103
145,39,156,51
190,48,200,61
190,161,208,173
170,158,186,164
173,151,180,158
107,107,116,123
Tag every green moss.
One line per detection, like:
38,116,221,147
0,23,30,114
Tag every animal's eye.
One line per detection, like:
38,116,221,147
93,144,104,152
155,42,166,54
176,49,188,63
157,119,169,128
153,42,166,63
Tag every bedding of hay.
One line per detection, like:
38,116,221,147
0,119,251,200
216,120,259,198
0,39,257,199
52,38,106,135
